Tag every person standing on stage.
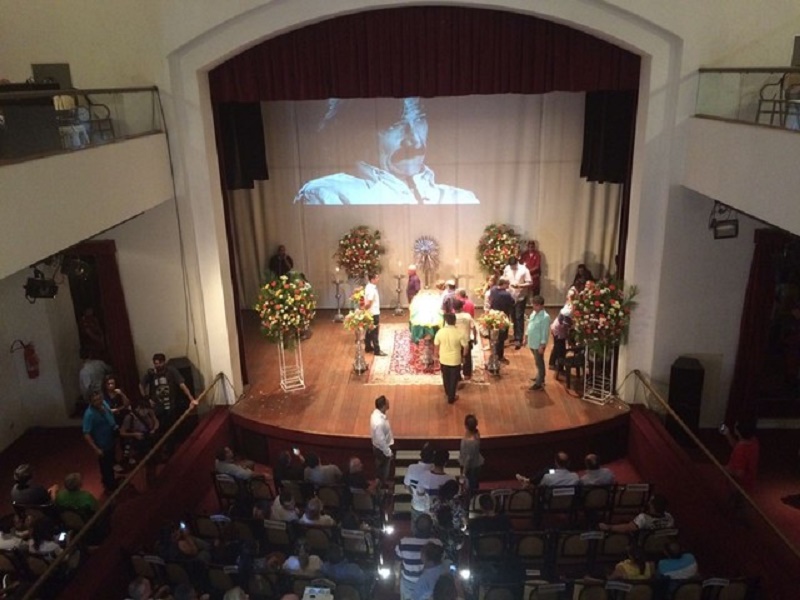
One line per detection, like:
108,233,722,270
434,313,468,404
453,298,477,381
268,244,294,277
520,240,542,296
526,295,551,391
364,273,387,356
407,265,421,304
370,395,394,483
488,278,514,364
502,257,532,350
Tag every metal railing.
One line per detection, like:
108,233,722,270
696,66,800,130
20,373,224,600
0,85,163,164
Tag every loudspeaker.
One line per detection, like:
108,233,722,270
667,356,704,445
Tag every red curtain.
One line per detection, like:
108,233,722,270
727,229,792,422
208,6,641,103
70,240,140,401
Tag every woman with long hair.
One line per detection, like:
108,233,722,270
458,414,484,495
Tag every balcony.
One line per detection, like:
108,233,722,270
684,68,800,236
0,86,174,279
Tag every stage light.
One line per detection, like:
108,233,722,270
24,268,58,303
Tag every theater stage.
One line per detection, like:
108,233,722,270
231,309,630,478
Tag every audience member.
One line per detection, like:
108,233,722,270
458,414,483,494
82,390,120,494
539,451,580,486
102,374,131,427
54,472,98,514
282,540,322,575
78,347,111,402
599,494,674,534
432,574,458,600
274,449,306,489
580,453,616,486
125,576,171,600
467,494,511,536
139,352,197,434
28,518,79,570
223,588,249,600
10,463,53,506
370,395,394,483
456,288,475,318
303,453,342,486
299,497,336,526
417,449,456,497
453,299,477,382
120,397,160,465
214,446,265,481
488,278,514,363
414,542,452,600
172,583,209,600
344,457,380,498
0,521,24,551
320,543,368,584
722,419,759,492
157,521,212,564
609,544,653,580
270,491,301,522
395,514,443,600
406,444,436,522
657,541,698,581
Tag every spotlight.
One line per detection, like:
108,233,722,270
708,201,739,239
24,268,58,303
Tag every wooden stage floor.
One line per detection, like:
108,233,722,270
233,309,628,443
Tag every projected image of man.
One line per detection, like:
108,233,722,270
294,98,479,205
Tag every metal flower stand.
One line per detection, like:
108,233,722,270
332,276,345,322
583,345,615,405
393,274,405,316
486,329,501,374
278,331,305,392
353,327,368,374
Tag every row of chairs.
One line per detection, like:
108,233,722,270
470,528,680,581
478,576,756,600
471,483,653,528
212,472,276,510
0,547,80,596
129,553,373,600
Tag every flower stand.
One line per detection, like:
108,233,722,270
486,329,501,375
582,345,615,405
353,327,368,374
278,332,305,392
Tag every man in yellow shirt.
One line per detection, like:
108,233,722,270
434,313,468,404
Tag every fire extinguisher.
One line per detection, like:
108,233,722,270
10,339,40,379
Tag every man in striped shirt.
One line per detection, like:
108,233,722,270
395,514,442,600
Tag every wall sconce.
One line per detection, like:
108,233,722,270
708,201,739,239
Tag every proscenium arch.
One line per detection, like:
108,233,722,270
165,0,683,397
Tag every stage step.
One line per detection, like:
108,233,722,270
396,450,422,461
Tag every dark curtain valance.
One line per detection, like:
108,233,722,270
208,6,641,103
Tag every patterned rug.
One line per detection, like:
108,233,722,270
367,323,487,385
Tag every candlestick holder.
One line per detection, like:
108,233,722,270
332,277,345,322
393,274,406,316
453,273,472,290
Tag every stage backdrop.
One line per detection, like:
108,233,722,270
228,92,621,309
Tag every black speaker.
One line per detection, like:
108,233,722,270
667,356,704,445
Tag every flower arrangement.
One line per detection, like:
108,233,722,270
350,286,366,308
335,226,385,280
343,309,375,332
571,280,637,352
478,309,512,331
254,272,317,343
476,224,522,274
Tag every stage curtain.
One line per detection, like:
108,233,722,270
214,103,269,190
208,6,640,102
727,228,791,422
581,91,638,184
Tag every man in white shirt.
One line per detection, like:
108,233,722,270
539,451,580,486
416,449,455,496
370,395,394,483
502,257,532,350
364,273,387,356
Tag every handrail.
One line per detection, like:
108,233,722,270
625,369,800,562
0,85,158,100
21,372,224,600
698,66,800,74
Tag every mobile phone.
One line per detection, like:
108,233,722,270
718,423,728,434
549,469,555,474
449,564,457,574
57,532,67,542
179,520,187,530
292,447,300,455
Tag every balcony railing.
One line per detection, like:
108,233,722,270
696,67,800,130
0,85,163,163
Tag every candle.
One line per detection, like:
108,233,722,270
398,260,402,269
455,257,460,265
335,267,340,273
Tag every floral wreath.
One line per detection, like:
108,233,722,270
334,226,385,280
343,309,375,332
476,224,522,274
571,280,637,353
254,272,317,343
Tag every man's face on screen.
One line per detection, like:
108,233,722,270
378,98,429,178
